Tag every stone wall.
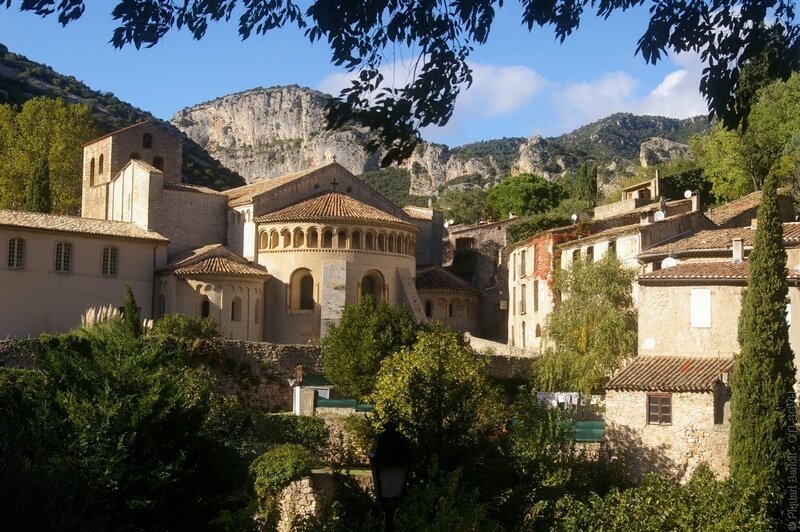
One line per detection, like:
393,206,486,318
276,472,373,531
604,389,730,483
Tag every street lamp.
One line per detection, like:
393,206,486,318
368,423,413,531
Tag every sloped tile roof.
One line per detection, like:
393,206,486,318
0,209,169,242
174,256,270,277
129,158,163,174
254,191,414,228
705,190,762,227
416,266,478,293
224,163,337,206
639,260,800,283
163,182,223,195
642,222,800,257
403,206,434,220
606,356,733,392
163,243,269,279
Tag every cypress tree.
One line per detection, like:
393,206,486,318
24,157,51,213
730,173,797,525
123,284,142,338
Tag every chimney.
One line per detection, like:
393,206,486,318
691,193,700,212
295,365,304,384
640,210,654,225
751,218,758,229
732,238,744,262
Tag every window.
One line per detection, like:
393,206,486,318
586,246,594,262
337,230,347,249
521,322,526,349
291,269,315,311
322,230,333,249
519,250,526,277
361,271,384,302
90,158,95,183
608,239,616,256
533,280,539,312
231,296,242,322
351,231,362,249
690,289,711,328
307,228,319,248
424,300,433,318
293,228,305,248
535,324,542,337
255,298,260,324
270,231,279,249
7,237,24,269
54,242,72,272
102,246,118,276
648,394,672,425
200,296,210,318
98,153,104,174
512,287,516,316
520,284,526,315
152,156,164,170
143,133,153,149
259,232,269,249
572,249,580,261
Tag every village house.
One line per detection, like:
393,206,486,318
1,121,481,341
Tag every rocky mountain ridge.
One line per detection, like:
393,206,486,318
172,85,710,196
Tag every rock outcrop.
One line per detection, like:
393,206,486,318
639,137,693,167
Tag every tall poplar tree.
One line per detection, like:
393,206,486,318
730,173,797,525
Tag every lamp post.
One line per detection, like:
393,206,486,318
368,423,412,532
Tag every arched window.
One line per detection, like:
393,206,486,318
307,228,318,248
143,133,153,149
293,228,305,248
322,229,333,249
424,300,433,318
281,229,291,248
254,298,260,324
377,233,386,251
366,232,375,250
200,296,210,317
535,324,542,337
152,156,164,170
89,158,95,183
270,231,279,249
291,269,315,311
231,296,242,322
337,230,347,249
98,153,104,174
361,270,385,302
102,246,118,276
129,152,140,160
259,232,269,249
54,241,72,273
351,231,362,249
8,237,25,270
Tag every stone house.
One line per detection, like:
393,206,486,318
2,121,477,341
415,265,481,335
604,223,800,482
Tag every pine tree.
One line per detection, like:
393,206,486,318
24,157,51,213
730,173,797,525
122,285,142,338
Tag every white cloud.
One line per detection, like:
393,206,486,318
550,52,707,132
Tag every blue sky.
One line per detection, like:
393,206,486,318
0,3,708,147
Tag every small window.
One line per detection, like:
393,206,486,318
54,242,72,273
337,230,347,249
231,296,242,322
586,246,594,262
200,296,210,318
690,289,711,328
7,237,24,270
322,230,333,249
520,284,526,315
424,300,433,318
533,280,539,312
608,239,616,256
255,298,260,324
143,133,153,149
152,156,164,170
572,249,580,261
102,246,118,276
259,232,269,249
648,394,672,425
98,153,104,174
90,158,95,183
519,250,526,278
535,324,542,337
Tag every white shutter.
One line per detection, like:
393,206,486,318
690,289,711,328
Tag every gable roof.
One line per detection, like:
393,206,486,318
416,266,479,293
254,191,416,230
162,244,270,279
606,356,733,392
224,163,339,207
403,206,435,221
638,260,800,284
705,190,762,227
640,222,800,258
82,120,152,146
163,182,224,195
0,209,169,243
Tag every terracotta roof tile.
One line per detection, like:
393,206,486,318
0,209,169,242
416,266,478,293
174,256,270,278
254,191,415,228
164,182,223,195
606,356,733,392
638,260,800,282
642,223,800,257
706,190,762,227
224,163,336,206
403,206,434,220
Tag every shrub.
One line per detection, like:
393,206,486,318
248,413,330,454
152,313,218,340
250,443,315,526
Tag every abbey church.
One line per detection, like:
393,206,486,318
0,121,470,341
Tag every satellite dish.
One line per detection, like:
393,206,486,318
684,190,693,199
654,210,666,222
661,257,679,269
571,213,578,223
448,219,454,226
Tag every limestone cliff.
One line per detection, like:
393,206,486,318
639,137,693,167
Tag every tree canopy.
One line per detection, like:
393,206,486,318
6,0,798,164
486,173,565,220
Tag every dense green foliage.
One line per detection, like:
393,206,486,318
730,174,797,525
122,284,142,338
562,162,598,206
433,187,490,225
250,444,314,501
359,166,429,207
507,212,572,243
692,74,800,201
486,173,566,219
450,137,526,175
554,467,771,531
0,50,245,190
0,97,97,214
323,296,422,400
153,312,218,339
24,156,52,212
535,255,637,394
